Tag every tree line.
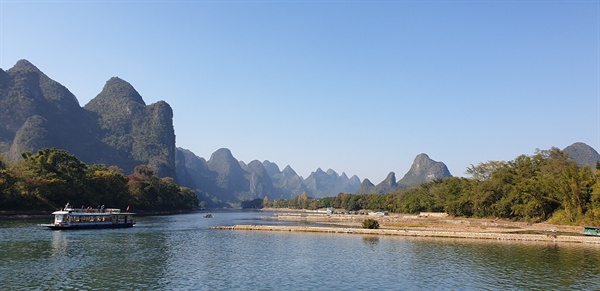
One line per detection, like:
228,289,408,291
259,148,600,225
0,148,198,212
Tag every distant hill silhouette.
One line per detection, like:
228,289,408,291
356,154,452,194
263,161,308,199
304,168,360,198
563,142,600,168
175,147,360,204
398,153,452,187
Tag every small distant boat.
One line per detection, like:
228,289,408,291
42,203,135,230
204,213,213,218
583,226,600,236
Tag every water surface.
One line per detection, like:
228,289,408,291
2,211,599,290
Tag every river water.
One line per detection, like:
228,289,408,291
2,211,600,290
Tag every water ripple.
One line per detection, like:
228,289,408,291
2,213,600,290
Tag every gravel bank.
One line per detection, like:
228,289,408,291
212,224,600,244
214,211,600,244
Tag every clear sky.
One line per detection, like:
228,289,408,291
0,0,598,183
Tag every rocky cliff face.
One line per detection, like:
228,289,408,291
356,154,452,194
563,142,600,168
85,77,176,178
398,153,452,187
0,60,177,178
246,160,278,199
0,60,104,163
175,147,211,191
8,115,52,159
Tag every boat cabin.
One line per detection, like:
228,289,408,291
45,203,135,230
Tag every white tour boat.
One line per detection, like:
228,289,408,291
43,203,135,230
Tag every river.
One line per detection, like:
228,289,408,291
1,211,600,290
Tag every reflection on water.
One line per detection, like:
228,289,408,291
2,212,600,290
362,235,380,249
50,231,68,257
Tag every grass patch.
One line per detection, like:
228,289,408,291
512,230,583,236
384,222,428,228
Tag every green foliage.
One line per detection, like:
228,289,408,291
362,218,380,229
263,147,600,226
0,148,197,211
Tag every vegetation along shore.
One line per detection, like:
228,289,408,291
0,148,198,213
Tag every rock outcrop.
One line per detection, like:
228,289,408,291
563,142,600,168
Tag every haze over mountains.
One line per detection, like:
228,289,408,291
1,60,598,207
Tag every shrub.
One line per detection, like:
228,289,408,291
362,218,380,229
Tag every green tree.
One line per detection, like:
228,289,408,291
0,155,20,208
362,218,380,229
86,165,129,207
16,148,88,209
555,163,594,223
466,160,506,181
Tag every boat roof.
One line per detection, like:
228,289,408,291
52,210,135,215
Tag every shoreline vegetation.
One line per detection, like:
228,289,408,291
0,148,198,215
213,209,600,245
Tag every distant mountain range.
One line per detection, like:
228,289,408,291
2,60,598,207
174,147,361,204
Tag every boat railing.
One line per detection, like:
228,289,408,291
62,207,121,214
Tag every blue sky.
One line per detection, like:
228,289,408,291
1,0,598,183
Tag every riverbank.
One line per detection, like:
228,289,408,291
212,224,600,244
214,211,600,244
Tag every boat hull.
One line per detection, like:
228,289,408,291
43,223,134,230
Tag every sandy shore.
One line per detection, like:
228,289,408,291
213,211,600,244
